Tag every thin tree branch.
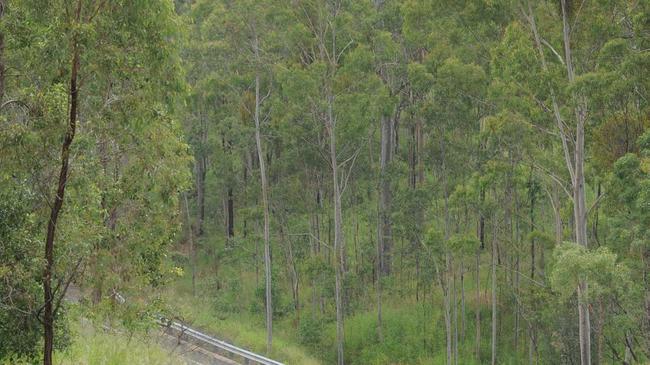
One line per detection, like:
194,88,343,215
532,162,573,202
541,38,565,65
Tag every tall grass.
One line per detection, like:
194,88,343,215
165,264,321,365
53,319,183,365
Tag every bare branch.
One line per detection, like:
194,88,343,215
587,192,606,216
53,257,84,315
541,38,565,66
0,99,29,111
532,161,574,202
336,39,354,63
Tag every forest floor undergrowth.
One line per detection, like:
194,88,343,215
166,243,533,365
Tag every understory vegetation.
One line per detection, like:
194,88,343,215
53,322,183,365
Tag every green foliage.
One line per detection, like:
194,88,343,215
448,233,480,257
344,307,431,365
549,244,630,301
0,186,41,360
298,315,326,353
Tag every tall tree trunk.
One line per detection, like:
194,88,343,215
461,262,466,340
376,200,384,342
551,183,562,248
196,154,206,236
409,123,416,189
528,323,537,365
491,216,498,365
592,183,601,246
529,176,537,364
530,178,536,279
476,249,481,362
227,187,234,238
526,2,591,360
597,299,604,365
93,137,109,305
440,255,453,365
254,72,273,354
478,187,485,250
453,267,459,365
327,92,346,365
255,220,260,288
0,0,5,99
560,2,591,363
441,136,453,365
513,176,521,352
379,114,393,276
417,120,424,184
353,216,358,276
183,193,196,297
43,6,81,362
195,108,208,238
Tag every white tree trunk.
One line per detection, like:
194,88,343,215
379,114,393,276
476,250,481,362
526,2,592,362
491,217,498,365
560,2,591,363
327,92,346,365
254,72,273,355
183,193,196,297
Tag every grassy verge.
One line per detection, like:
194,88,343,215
164,266,321,365
52,307,184,365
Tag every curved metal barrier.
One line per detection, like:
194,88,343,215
159,317,285,365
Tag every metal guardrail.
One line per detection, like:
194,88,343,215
158,317,285,365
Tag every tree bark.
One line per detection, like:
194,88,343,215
441,255,453,365
530,178,536,279
477,117,487,249
453,267,459,365
440,136,453,365
183,193,196,297
461,262,466,341
196,153,207,236
559,2,592,363
476,249,481,362
254,70,273,354
513,176,521,352
227,187,234,238
326,93,346,365
551,183,562,247
526,2,592,361
43,4,81,363
491,216,498,365
0,0,5,99
376,199,384,342
379,114,393,276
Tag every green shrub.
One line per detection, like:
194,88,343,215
298,315,325,351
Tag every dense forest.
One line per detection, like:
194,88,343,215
1,0,649,364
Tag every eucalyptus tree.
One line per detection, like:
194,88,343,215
195,0,290,352
2,1,189,364
279,2,384,363
507,2,650,362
